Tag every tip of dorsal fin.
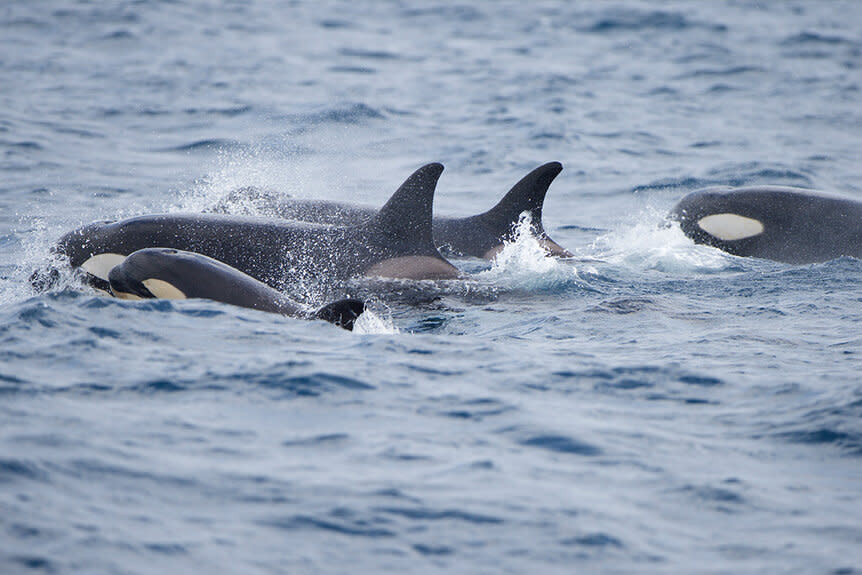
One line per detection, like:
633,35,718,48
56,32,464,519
371,163,444,252
478,162,563,233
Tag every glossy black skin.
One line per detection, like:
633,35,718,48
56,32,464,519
108,248,364,330
671,185,862,264
212,162,571,259
55,163,458,292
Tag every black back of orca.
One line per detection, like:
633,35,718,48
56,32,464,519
212,162,570,259
55,163,459,292
108,248,364,330
671,186,862,264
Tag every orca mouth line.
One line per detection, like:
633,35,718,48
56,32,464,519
108,276,156,300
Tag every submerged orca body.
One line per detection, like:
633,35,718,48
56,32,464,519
55,163,460,294
671,185,862,264
213,162,571,260
109,248,364,330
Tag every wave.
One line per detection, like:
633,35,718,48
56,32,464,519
632,162,814,192
157,138,244,153
580,8,727,33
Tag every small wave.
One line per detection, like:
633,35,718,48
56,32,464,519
0,457,49,483
674,483,748,511
99,29,136,41
158,138,243,153
681,65,765,79
582,9,726,33
318,19,353,29
0,140,43,151
519,434,603,456
328,65,376,75
375,505,503,525
586,297,656,315
338,48,403,61
561,533,625,549
182,105,253,118
251,372,375,397
282,433,350,447
4,556,56,573
400,5,484,21
781,31,856,47
633,163,814,192
260,513,395,538
288,102,385,127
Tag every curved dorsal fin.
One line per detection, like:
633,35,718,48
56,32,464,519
371,163,444,253
477,162,563,234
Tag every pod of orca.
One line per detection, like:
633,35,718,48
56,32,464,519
210,162,571,260
40,161,862,330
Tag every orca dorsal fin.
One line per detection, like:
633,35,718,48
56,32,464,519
371,163,444,254
477,162,563,234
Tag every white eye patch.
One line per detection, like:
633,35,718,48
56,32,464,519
697,213,764,241
142,279,187,299
81,253,127,280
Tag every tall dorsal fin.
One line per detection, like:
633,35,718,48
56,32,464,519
371,163,444,253
477,162,563,234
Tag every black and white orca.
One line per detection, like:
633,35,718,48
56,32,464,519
108,248,364,330
54,163,460,295
212,162,572,260
672,185,862,264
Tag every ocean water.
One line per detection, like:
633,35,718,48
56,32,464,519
2,1,862,573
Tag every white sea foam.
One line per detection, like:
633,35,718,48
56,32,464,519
477,212,582,291
353,306,400,335
587,206,734,274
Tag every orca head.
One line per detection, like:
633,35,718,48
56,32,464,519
107,248,188,300
672,187,768,254
54,220,133,292
314,298,365,331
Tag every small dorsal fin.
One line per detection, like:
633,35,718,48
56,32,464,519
370,163,444,254
314,298,365,331
477,162,563,234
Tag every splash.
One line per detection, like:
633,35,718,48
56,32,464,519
352,305,400,335
0,217,86,307
170,146,306,215
587,206,734,273
477,212,582,292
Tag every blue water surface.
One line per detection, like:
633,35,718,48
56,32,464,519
1,1,861,573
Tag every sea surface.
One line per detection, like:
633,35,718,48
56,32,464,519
1,1,861,573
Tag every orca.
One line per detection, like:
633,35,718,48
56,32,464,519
108,248,364,330
211,162,572,260
53,163,460,295
671,185,862,264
